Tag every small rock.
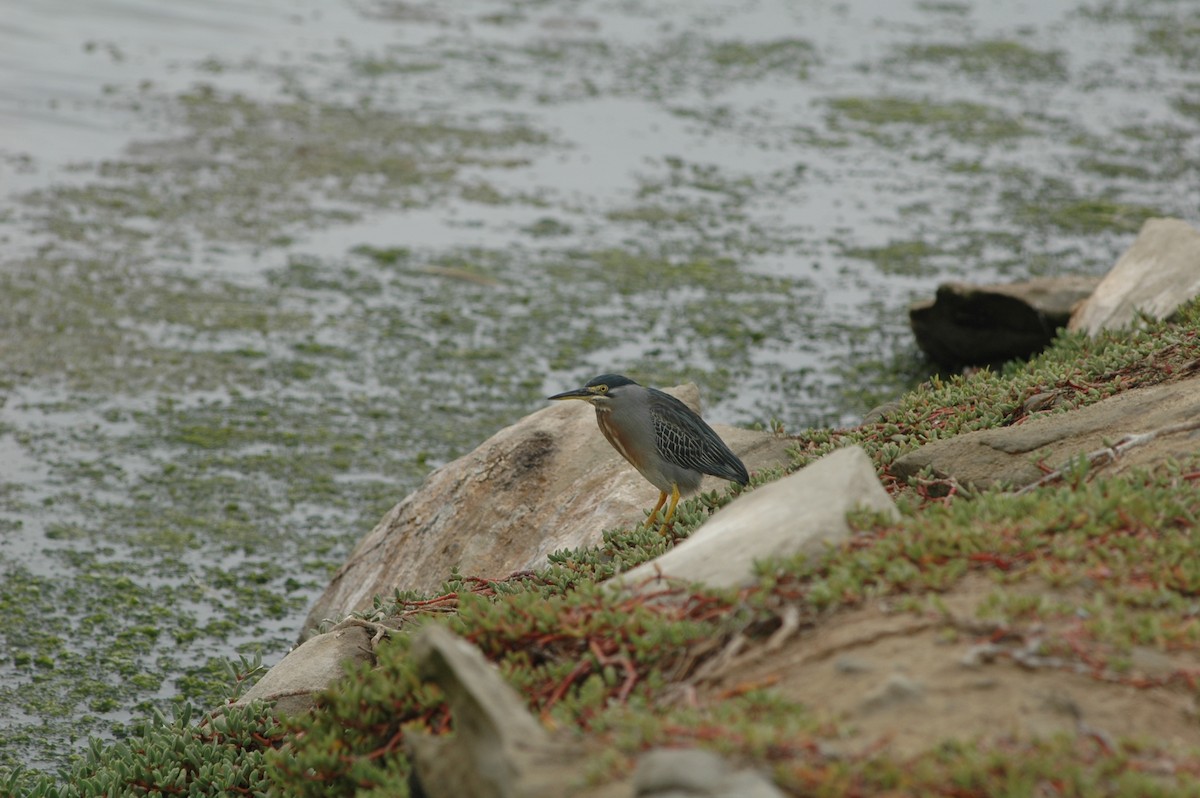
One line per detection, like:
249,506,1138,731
857,673,924,715
959,644,997,668
634,748,785,798
861,399,902,425
232,620,376,714
834,656,875,674
635,748,726,794
1021,390,1063,415
1040,691,1082,719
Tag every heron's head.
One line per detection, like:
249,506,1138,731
547,373,639,410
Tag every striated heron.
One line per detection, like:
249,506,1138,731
548,374,749,535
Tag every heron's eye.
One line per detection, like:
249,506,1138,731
594,385,608,394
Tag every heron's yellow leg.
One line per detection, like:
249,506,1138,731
646,490,668,529
656,483,682,537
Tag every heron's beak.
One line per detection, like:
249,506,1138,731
548,387,591,401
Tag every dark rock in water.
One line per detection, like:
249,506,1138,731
909,276,1100,367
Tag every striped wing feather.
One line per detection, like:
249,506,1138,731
647,389,748,485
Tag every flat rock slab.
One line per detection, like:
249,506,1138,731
612,446,898,591
1070,218,1200,336
909,276,1100,366
302,384,795,637
891,374,1200,491
701,573,1200,760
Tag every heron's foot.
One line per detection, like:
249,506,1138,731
655,485,682,537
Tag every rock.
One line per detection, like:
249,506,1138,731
302,384,794,638
1070,218,1200,336
857,673,925,715
611,446,898,592
834,656,875,674
633,748,785,798
406,625,625,798
1039,692,1082,719
231,619,377,714
909,276,1100,366
861,399,902,425
891,373,1200,491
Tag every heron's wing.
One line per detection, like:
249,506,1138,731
648,389,749,485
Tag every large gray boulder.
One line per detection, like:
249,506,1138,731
1070,218,1200,335
302,384,794,637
